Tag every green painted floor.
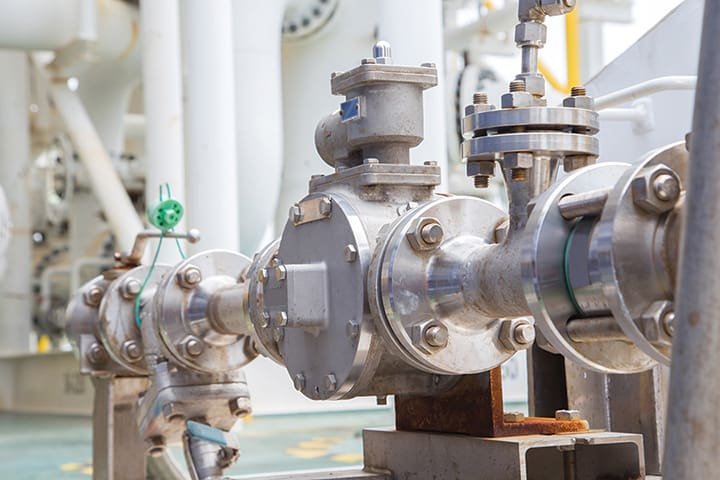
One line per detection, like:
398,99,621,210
0,409,394,479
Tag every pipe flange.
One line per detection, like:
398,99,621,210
463,107,599,138
596,142,687,365
522,162,656,374
153,250,257,374
245,238,284,364
370,196,512,375
463,131,599,162
98,264,171,375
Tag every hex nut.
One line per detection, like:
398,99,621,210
289,204,303,224
640,300,674,346
411,320,449,354
274,311,288,327
257,268,269,283
87,343,107,365
564,155,596,172
229,397,251,417
406,217,444,251
84,286,104,307
632,164,682,214
466,160,496,177
499,318,535,351
346,320,361,338
272,327,284,343
465,103,496,115
515,22,547,46
501,91,534,109
503,152,534,170
516,74,546,98
504,412,525,423
555,409,582,421
177,266,202,289
344,244,358,262
563,95,595,110
274,265,287,281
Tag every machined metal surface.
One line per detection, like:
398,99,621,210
522,162,656,373
98,264,171,375
371,196,514,374
153,250,257,374
595,142,687,365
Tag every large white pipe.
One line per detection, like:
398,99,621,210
232,0,287,254
378,0,448,189
0,52,33,354
180,0,239,253
0,0,79,51
49,82,143,253
139,0,186,260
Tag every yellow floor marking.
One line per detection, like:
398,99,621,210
80,466,93,475
60,463,82,472
297,439,337,449
331,453,364,464
285,447,328,459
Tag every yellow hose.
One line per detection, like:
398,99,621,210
565,6,581,89
538,60,570,94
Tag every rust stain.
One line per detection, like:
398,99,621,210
689,311,700,327
396,368,588,438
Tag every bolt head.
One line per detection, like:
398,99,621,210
423,324,449,348
501,90,534,109
274,311,288,327
406,217,444,251
257,268,269,283
555,409,582,421
662,311,676,337
563,95,594,110
274,265,287,281
293,373,306,391
289,204,303,224
564,155,596,172
324,373,337,392
346,320,361,338
503,152,534,170
122,340,142,361
260,310,271,328
121,278,142,300
319,197,332,216
182,336,204,356
83,286,104,307
344,244,358,262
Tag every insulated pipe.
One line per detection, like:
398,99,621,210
180,0,239,253
139,0,186,260
377,0,448,189
232,0,287,254
0,52,33,354
49,82,143,253
664,1,720,477
594,76,696,110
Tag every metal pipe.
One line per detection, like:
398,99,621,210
48,81,143,253
566,317,629,344
664,1,720,477
0,51,33,354
594,76,696,110
0,0,79,50
140,0,186,261
180,0,239,254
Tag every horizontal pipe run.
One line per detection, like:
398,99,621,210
566,317,630,344
594,75,696,110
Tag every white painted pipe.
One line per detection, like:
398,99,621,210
180,0,239,253
0,0,79,50
49,82,143,253
594,75,696,110
140,0,186,261
0,52,33,354
232,0,288,254
378,0,448,189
